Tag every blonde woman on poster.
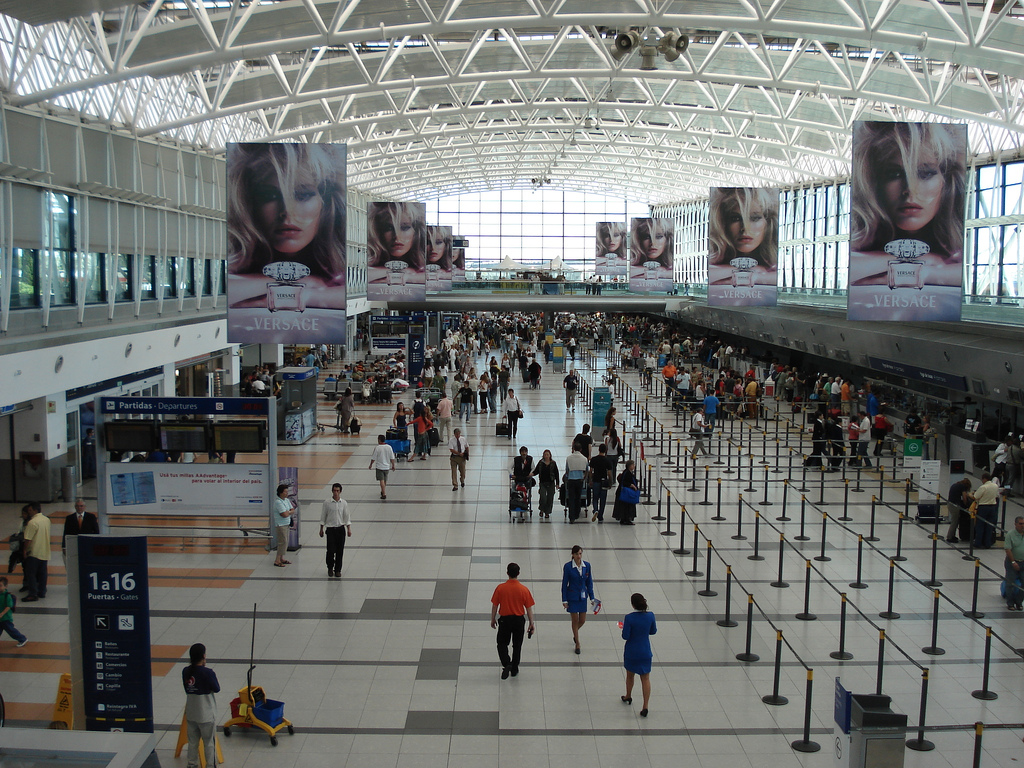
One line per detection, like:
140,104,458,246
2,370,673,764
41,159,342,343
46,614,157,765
367,202,428,300
707,187,779,307
629,218,674,292
595,222,628,276
848,122,967,321
226,143,347,343
426,226,453,292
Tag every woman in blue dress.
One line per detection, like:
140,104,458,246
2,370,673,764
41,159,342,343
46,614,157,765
621,593,656,716
561,545,595,654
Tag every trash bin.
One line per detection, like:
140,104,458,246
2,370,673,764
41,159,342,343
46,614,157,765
61,465,77,502
850,693,907,768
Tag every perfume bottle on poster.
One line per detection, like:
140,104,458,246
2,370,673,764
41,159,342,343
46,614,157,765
884,239,929,290
729,257,758,288
263,261,310,312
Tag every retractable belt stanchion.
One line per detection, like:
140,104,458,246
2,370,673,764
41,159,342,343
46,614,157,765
814,512,831,562
894,512,907,561
849,535,868,589
698,542,717,597
971,627,998,701
924,533,943,588
796,496,810,541
867,496,880,542
671,505,688,553
701,468,714,508
795,560,817,620
838,479,852,522
760,466,772,506
686,526,703,577
716,567,737,628
777,478,791,522
906,668,936,752
879,559,900,619
745,454,756,494
875,630,887,695
735,594,759,662
964,559,984,619
922,591,945,656
732,494,746,540
790,670,820,754
762,630,789,704
749,510,764,561
830,593,854,660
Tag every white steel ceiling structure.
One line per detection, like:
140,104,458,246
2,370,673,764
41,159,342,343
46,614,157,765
1,0,1023,204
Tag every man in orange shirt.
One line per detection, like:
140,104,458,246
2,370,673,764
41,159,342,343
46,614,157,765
662,361,677,391
490,562,537,679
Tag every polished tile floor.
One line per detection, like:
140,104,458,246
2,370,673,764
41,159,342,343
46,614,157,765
2,349,1024,767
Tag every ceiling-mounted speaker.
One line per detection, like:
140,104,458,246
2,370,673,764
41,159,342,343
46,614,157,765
658,32,688,62
612,31,640,60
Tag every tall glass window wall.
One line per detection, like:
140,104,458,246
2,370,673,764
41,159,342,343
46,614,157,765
660,158,1024,303
425,189,649,275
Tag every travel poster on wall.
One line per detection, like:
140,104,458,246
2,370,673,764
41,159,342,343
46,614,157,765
707,187,780,307
226,143,347,344
848,121,967,321
367,201,428,301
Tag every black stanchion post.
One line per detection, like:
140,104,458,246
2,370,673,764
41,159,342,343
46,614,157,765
671,505,688,552
709,477,723,518
879,559,900,619
762,630,789,705
777,478,791,522
849,535,868,589
905,668,936,751
798,457,809,492
759,466,773,506
673,438,684,473
852,461,864,494
713,431,724,465
875,630,886,695
817,470,827,506
964,559,984,619
830,593,854,660
760,428,769,464
894,511,907,561
686,525,703,577
749,510,764,561
745,454,756,493
878,468,885,503
815,512,831,562
687,454,699,492
652,483,666,522
772,438,782,473
924,533,942,588
698,542,717,596
790,670,820,753
733,494,746,541
964,513,977,561
922,590,945,656
867,496,879,542
735,594,759,662
700,467,713,507
973,722,984,768
839,479,852,521
716,567,737,628
771,534,789,588
796,495,810,541
971,626,998,700
796,560,817,620
904,477,911,523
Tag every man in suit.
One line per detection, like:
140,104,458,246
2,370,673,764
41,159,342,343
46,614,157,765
62,498,100,562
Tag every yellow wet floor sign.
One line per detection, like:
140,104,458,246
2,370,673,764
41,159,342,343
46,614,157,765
52,673,73,729
175,712,224,767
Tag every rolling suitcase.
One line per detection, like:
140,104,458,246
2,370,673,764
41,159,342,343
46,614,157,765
427,427,440,447
496,420,510,437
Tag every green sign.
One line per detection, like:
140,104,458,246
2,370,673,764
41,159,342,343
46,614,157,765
904,438,923,457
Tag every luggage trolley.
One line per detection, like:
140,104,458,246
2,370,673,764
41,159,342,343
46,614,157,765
223,604,294,747
509,475,533,522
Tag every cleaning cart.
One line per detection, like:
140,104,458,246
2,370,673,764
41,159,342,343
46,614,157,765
222,604,294,746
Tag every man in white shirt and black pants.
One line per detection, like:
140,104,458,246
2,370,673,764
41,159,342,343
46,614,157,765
449,428,469,491
320,483,352,577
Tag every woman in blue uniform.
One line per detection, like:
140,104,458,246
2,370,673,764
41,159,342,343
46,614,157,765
621,592,656,717
561,545,595,654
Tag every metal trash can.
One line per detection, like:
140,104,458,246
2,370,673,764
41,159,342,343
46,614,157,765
61,465,77,501
850,693,907,767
